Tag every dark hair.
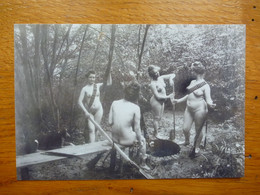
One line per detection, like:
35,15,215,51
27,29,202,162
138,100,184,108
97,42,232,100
86,70,96,78
191,61,206,75
124,81,140,103
148,65,160,80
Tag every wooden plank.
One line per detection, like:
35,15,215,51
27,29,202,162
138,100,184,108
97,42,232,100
16,140,111,168
16,152,66,168
47,140,111,156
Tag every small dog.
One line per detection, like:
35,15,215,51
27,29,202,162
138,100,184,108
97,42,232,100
24,139,39,154
37,129,72,150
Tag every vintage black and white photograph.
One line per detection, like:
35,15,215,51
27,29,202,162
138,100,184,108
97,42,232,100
15,24,245,180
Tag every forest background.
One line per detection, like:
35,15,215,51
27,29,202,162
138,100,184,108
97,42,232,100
14,24,245,155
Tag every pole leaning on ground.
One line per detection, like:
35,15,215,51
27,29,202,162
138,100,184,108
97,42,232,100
88,117,154,179
170,75,176,141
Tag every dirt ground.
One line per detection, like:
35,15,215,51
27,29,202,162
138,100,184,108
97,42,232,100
141,110,245,179
22,109,244,180
85,109,244,179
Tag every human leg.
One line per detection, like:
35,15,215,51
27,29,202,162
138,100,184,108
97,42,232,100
88,114,95,143
138,136,150,170
140,109,148,140
83,119,89,143
153,117,160,136
189,104,207,157
94,107,103,141
138,136,147,157
182,108,193,145
194,110,207,147
150,97,163,136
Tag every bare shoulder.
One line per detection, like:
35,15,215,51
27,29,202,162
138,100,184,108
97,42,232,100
190,80,196,84
158,76,164,81
81,85,88,92
204,83,211,89
187,80,196,88
150,81,157,88
113,99,127,107
131,103,140,112
96,83,103,87
111,100,120,106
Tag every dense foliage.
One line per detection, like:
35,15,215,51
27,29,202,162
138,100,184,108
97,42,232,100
15,24,245,155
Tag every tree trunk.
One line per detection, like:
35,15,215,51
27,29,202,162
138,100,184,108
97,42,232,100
137,24,150,80
49,25,59,79
137,25,142,60
18,24,41,149
57,25,73,128
56,25,73,63
103,24,116,87
91,25,103,69
69,25,89,129
32,24,43,121
18,25,37,108
101,24,116,105
40,24,57,128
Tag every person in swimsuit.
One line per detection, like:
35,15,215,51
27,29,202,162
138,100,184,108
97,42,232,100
78,70,112,143
148,65,175,138
108,81,150,170
172,61,216,158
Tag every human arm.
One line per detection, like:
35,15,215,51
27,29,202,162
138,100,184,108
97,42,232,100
150,83,173,100
159,73,176,86
204,84,216,108
171,95,188,104
99,72,112,87
78,87,91,118
108,102,114,126
134,106,143,144
169,73,175,87
107,71,112,86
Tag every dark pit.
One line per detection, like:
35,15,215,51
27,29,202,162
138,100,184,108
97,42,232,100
149,139,180,157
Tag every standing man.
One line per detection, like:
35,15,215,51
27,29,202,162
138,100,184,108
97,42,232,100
108,81,150,170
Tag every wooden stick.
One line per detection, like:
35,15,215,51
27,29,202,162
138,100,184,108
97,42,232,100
170,79,176,140
88,117,154,179
203,120,208,148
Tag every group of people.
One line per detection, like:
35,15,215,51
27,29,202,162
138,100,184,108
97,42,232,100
148,62,216,158
78,61,216,169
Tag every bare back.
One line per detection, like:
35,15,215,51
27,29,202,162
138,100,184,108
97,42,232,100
109,99,141,146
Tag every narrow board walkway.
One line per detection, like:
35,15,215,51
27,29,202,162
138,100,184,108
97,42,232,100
16,140,111,168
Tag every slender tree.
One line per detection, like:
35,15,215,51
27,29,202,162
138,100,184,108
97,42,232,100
91,25,103,69
136,24,150,80
32,24,43,121
40,25,58,128
19,25,37,108
69,25,89,128
103,24,116,88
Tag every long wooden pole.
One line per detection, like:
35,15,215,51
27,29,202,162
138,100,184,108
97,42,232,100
170,79,176,140
203,119,208,148
88,117,153,179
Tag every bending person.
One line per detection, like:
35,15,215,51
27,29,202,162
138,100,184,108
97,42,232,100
108,81,150,170
78,70,112,143
148,65,175,137
172,61,216,158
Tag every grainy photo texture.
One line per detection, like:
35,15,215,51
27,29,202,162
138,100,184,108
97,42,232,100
15,24,245,180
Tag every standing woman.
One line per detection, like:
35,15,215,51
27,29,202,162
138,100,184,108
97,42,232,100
148,65,175,138
173,61,216,158
78,70,112,143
